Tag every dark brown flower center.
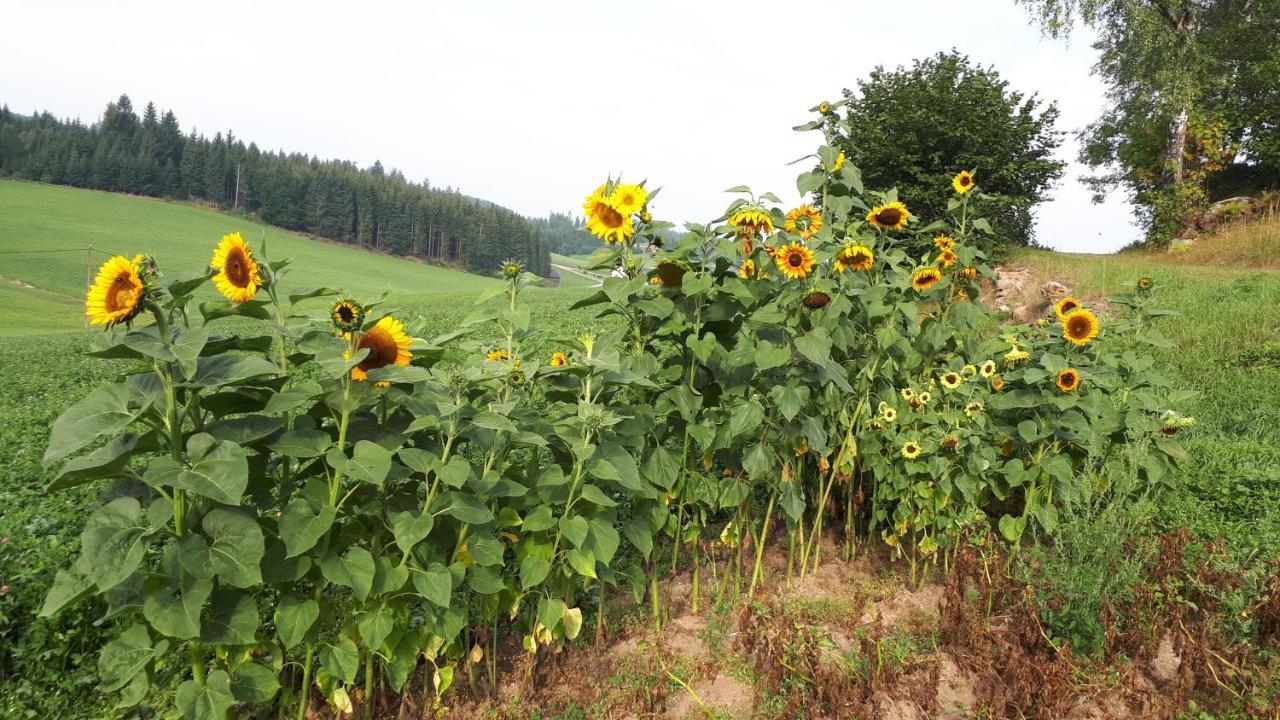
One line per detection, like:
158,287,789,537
109,273,138,311
960,175,972,186
877,208,902,225
225,248,251,288
337,305,355,323
1068,317,1089,336
600,206,623,229
357,328,397,371
789,252,804,267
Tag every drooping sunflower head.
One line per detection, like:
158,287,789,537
979,360,997,378
655,260,688,287
550,351,569,367
1003,346,1030,366
210,232,262,303
834,244,874,272
486,348,511,362
901,441,923,460
1053,296,1081,321
729,205,775,238
1056,368,1081,393
738,259,758,279
939,371,962,390
609,183,648,217
1062,309,1100,347
803,291,831,309
940,435,960,452
961,364,978,379
938,249,958,268
331,299,365,333
1137,277,1153,292
774,242,816,280
866,201,910,231
964,401,983,418
784,205,824,239
934,234,955,251
351,316,412,382
86,254,147,327
959,266,979,280
952,170,976,195
911,267,943,292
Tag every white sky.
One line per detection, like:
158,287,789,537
1,0,1137,253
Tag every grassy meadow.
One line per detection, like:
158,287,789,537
2,181,1280,717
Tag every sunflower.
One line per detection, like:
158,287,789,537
350,316,412,382
901,441,923,460
934,234,955,251
1003,347,1030,365
881,406,898,422
210,232,262,303
86,254,146,327
964,401,983,418
1137,277,1153,291
775,242,816,280
803,291,831,309
487,348,511,362
958,266,979,280
1062,309,1100,347
784,205,824,239
952,170,975,195
979,360,997,378
1056,368,1081,393
331,299,365,333
834,244,874,272
729,206,774,237
990,376,1005,392
1053,296,1081,321
939,371,962,390
584,189,635,245
823,152,845,173
550,352,569,367
900,388,916,402
648,276,663,285
911,267,943,292
500,260,524,280
609,183,648,216
962,364,978,379
866,201,910,230
739,259,758,279
919,391,932,405
818,101,830,114
940,435,960,452
938,249,958,268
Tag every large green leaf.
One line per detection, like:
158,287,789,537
98,624,168,692
270,429,331,458
49,432,145,490
144,577,212,639
229,660,280,704
390,509,434,555
39,559,95,617
279,499,336,558
200,589,260,645
275,596,319,650
320,547,375,602
320,639,359,684
164,434,249,505
203,508,264,588
411,563,452,607
44,383,142,466
175,670,234,720
438,492,492,524
188,354,278,388
82,497,153,592
358,603,397,651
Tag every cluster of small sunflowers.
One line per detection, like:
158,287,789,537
582,180,651,245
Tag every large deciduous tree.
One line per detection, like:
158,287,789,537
831,51,1065,247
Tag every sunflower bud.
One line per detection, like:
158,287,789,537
331,299,365,333
500,259,524,280
802,291,830,309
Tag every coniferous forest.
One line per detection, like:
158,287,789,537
0,95,551,276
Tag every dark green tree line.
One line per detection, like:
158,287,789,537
0,95,550,276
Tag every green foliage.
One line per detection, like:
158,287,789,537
830,51,1065,249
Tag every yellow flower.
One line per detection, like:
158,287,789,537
784,205,824,239
934,234,955,251
900,388,915,402
834,244,874,272
585,195,635,244
881,406,897,422
918,391,932,406
939,371,962,390
1062,309,1100,347
648,276,663,285
609,183,648,216
1056,368,1081,392
550,352,569,367
961,364,978,378
774,242,815,280
901,441,923,460
938,248,958,268
1137,277,1153,291
1053,296,1081,321
85,254,145,327
350,316,412,382
823,152,846,173
738,259,757,279
487,348,511,362
979,360,997,378
331,299,364,333
210,232,262,303
990,375,1005,392
952,170,975,195
729,206,774,237
964,401,983,418
1004,347,1030,365
911,267,943,292
818,101,830,114
866,201,910,230
958,266,979,280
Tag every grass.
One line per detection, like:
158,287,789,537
0,180,507,335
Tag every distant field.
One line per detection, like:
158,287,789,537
0,180,511,334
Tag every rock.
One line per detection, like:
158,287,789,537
1013,304,1044,324
1040,280,1070,300
994,267,1034,312
1150,632,1182,684
934,654,978,719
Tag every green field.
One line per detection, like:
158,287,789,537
0,180,516,335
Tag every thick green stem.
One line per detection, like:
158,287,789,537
296,643,314,720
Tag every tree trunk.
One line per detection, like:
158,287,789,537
1163,104,1189,185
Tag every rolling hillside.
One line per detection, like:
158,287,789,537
0,180,508,335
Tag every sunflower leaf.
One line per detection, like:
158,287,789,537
44,383,141,467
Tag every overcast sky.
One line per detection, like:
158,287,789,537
1,0,1137,252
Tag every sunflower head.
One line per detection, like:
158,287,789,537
979,360,997,378
585,196,635,245
961,364,977,379
991,376,1005,392
1137,277,1153,292
729,205,774,238
550,351,569,367
331,299,365,333
738,259,758,279
934,234,955,251
1062,309,1100,347
775,242,816,280
939,371,962,390
655,260,688,287
881,406,898,422
500,260,524,280
834,244,874,272
818,101,830,114
1056,368,1081,393
940,435,960,452
1053,296,1082,321
486,348,511,362
938,249,958,268
784,205,824,239
609,183,648,217
351,316,412,382
952,170,976,195
86,254,148,327
803,291,831,309
900,388,916,402
866,201,910,231
210,232,262,303
911,267,943,292
959,266,979,280
901,441,923,460
1003,347,1030,365
964,401,983,418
